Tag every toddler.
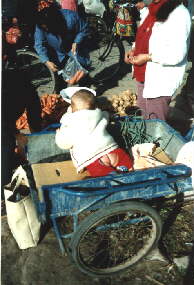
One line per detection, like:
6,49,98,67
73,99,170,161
55,89,133,177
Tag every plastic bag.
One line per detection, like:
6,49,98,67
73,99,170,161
6,26,22,45
4,166,41,249
82,0,106,17
60,87,96,104
115,7,135,37
58,55,88,85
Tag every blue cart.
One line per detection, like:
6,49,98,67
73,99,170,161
26,118,193,277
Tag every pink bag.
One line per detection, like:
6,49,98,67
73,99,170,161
60,0,78,11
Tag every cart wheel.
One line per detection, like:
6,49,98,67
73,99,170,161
70,201,162,277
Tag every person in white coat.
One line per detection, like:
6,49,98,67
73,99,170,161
125,0,191,120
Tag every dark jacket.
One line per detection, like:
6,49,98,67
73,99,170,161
34,9,90,67
1,68,42,188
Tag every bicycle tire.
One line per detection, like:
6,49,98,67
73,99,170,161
88,35,124,84
16,50,56,96
86,15,108,47
70,201,162,277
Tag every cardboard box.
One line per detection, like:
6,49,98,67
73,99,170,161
31,161,90,189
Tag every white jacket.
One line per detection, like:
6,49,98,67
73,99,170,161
55,109,118,172
143,4,191,98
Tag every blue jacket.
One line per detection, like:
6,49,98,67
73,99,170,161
34,9,89,66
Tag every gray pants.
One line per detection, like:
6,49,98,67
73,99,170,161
136,81,171,120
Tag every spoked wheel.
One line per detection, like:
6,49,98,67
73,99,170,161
88,36,124,84
16,50,56,96
70,201,162,277
86,15,108,46
86,15,124,83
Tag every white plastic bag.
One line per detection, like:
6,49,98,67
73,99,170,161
82,0,106,17
60,87,96,104
4,166,41,249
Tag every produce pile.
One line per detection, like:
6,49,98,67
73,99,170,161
65,70,85,85
16,89,137,131
97,90,137,116
16,94,69,130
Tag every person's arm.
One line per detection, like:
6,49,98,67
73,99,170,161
73,14,89,44
55,113,74,149
34,25,58,71
132,7,191,66
55,126,74,149
34,25,50,63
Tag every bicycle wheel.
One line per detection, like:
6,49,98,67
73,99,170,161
88,35,124,83
16,50,56,96
70,201,162,277
86,15,108,47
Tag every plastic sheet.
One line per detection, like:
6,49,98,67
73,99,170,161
82,0,106,17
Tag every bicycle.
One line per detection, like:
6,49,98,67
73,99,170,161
15,48,56,96
4,23,56,97
85,0,137,84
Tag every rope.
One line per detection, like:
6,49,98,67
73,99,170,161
119,117,156,152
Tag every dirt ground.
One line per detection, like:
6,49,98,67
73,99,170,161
1,202,194,285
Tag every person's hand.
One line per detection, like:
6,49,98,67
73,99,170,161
15,133,28,160
71,43,77,55
15,133,28,148
45,61,58,72
135,2,146,10
124,49,135,64
131,54,151,65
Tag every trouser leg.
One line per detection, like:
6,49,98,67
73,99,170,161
136,81,171,120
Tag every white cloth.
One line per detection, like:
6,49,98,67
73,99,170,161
142,4,191,99
55,109,118,172
132,143,165,170
82,0,105,17
139,6,149,25
175,141,194,188
60,87,96,104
